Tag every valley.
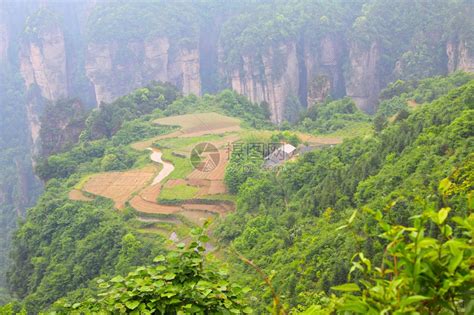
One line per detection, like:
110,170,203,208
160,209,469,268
69,111,341,247
0,1,472,313
2,73,473,314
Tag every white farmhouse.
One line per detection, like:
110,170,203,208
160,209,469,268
264,143,297,168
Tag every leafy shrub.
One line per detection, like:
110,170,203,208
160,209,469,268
302,206,474,314
54,226,252,314
298,97,370,134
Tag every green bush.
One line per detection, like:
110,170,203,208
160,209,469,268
53,226,252,314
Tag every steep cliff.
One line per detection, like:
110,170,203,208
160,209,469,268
0,2,43,290
305,35,345,106
227,42,299,123
224,36,348,122
447,39,474,73
345,41,381,114
19,26,68,100
86,38,200,105
39,99,87,156
19,17,69,149
14,1,474,125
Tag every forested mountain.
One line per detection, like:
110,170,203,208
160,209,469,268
3,83,270,313
3,72,473,313
218,74,474,311
0,0,473,313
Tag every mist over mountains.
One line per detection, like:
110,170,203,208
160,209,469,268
0,1,473,312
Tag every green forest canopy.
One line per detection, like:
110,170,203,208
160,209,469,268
2,74,473,313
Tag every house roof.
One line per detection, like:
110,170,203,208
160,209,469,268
263,143,297,168
281,143,296,154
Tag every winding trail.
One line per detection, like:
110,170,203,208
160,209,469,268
147,148,174,185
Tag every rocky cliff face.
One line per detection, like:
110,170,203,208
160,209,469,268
228,42,299,123
18,24,68,150
39,99,87,156
447,39,474,73
0,3,44,287
11,3,474,127
225,36,348,122
86,38,201,105
19,27,68,100
345,41,380,114
305,35,345,106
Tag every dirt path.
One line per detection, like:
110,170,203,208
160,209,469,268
148,148,174,185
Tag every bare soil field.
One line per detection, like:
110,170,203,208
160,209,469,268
296,132,342,145
139,184,162,203
136,216,180,224
181,203,228,214
207,180,227,195
164,179,187,188
68,189,93,201
188,150,229,181
129,195,181,214
82,166,156,209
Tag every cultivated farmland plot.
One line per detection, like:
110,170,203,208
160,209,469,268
154,112,241,134
82,166,156,209
68,189,93,201
70,112,333,243
131,112,241,151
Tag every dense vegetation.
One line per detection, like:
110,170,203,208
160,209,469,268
1,1,473,312
80,82,180,142
297,97,371,135
216,77,474,311
376,71,474,119
5,82,182,312
2,71,472,313
86,1,200,45
7,122,173,313
0,6,43,302
54,225,252,314
39,99,88,156
0,68,41,306
4,83,270,313
163,90,271,129
301,204,473,314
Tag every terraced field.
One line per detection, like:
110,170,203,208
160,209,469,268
131,112,241,151
70,112,242,243
68,112,342,243
82,166,157,209
154,112,241,134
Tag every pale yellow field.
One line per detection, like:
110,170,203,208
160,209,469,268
131,113,241,151
68,189,93,201
82,166,156,209
154,112,241,133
